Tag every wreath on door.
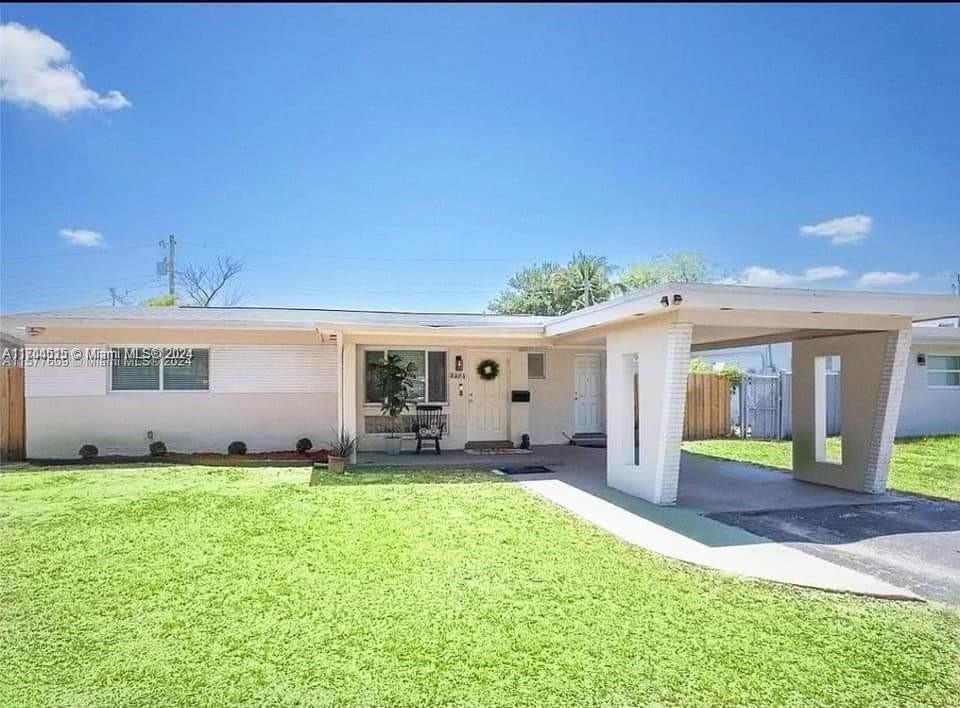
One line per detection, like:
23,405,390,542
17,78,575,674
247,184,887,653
476,358,500,381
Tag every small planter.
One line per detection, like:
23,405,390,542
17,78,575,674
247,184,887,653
384,436,402,456
327,455,346,474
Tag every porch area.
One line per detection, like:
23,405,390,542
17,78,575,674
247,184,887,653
355,445,901,515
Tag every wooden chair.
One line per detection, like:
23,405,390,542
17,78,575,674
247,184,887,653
414,405,445,455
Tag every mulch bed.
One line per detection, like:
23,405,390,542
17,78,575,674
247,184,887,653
26,449,330,467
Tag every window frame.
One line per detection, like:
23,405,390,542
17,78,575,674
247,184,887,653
926,353,960,390
109,346,211,393
527,351,546,379
363,346,448,405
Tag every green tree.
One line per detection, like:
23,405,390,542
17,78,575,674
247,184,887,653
557,251,624,309
488,261,571,316
618,252,713,290
140,294,177,307
490,251,715,316
489,253,623,315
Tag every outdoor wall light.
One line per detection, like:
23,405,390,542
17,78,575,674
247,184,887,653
455,355,463,372
917,353,926,366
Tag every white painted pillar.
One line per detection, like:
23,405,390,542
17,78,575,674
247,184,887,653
791,328,912,493
605,321,693,504
337,333,358,462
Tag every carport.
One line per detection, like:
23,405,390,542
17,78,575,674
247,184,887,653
545,284,956,505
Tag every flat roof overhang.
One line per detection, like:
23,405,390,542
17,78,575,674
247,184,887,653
544,283,959,339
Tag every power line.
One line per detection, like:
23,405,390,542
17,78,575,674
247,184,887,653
1,278,162,311
181,240,548,263
3,244,157,261
1,277,126,297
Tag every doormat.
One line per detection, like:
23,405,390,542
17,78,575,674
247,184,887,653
464,448,533,455
493,465,554,475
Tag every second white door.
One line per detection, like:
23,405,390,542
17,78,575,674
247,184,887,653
575,354,604,434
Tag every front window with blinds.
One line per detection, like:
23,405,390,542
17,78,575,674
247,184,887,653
364,349,447,404
927,354,960,388
111,348,209,391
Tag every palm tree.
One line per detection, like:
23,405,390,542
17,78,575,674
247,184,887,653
556,252,624,309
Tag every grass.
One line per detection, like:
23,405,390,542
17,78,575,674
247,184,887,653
2,465,959,706
682,435,960,501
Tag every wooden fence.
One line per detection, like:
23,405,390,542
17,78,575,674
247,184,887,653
1,366,26,462
683,373,731,440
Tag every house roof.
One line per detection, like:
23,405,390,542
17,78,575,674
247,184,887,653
0,304,549,335
2,283,957,340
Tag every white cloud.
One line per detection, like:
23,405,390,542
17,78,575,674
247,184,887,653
856,271,920,288
799,214,872,245
738,265,849,287
59,228,103,247
0,22,131,115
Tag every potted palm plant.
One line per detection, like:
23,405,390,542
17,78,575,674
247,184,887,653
369,353,417,455
322,430,357,478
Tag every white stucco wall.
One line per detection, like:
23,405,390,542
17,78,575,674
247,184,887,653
25,343,338,457
792,330,910,493
898,342,960,436
528,349,577,445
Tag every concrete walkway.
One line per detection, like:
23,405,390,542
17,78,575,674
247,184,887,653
359,444,920,599
519,476,919,599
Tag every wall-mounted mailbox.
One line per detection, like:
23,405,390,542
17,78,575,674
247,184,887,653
511,390,530,403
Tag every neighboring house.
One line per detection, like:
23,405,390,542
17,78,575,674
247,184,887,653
697,318,960,437
899,324,960,436
2,283,956,505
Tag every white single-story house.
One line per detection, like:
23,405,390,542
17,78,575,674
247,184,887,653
2,283,956,505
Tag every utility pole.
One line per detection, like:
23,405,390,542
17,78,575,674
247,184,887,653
951,272,960,297
108,287,131,307
158,234,177,298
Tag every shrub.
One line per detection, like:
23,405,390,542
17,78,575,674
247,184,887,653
227,441,247,456
78,444,98,459
149,441,167,457
296,437,313,454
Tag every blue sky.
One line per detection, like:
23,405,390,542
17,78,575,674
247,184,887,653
2,4,958,314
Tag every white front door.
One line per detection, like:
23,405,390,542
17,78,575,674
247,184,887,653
467,351,509,441
575,354,604,433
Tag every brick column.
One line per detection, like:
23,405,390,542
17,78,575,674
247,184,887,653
605,320,692,505
862,328,912,493
654,323,693,504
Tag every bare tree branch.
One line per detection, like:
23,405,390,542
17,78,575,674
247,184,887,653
179,256,244,307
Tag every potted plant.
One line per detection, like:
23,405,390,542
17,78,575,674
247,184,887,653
369,353,417,455
323,430,357,477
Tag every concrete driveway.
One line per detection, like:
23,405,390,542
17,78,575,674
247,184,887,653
709,499,960,604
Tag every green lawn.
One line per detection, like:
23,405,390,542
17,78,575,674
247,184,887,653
2,466,959,706
682,435,960,501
